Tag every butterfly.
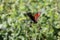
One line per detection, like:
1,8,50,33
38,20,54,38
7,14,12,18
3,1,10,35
27,12,41,23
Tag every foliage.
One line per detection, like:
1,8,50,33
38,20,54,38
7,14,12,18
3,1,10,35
0,0,60,40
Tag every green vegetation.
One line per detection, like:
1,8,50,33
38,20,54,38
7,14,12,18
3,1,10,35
0,0,60,40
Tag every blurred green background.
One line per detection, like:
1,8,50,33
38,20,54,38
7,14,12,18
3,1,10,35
0,0,60,40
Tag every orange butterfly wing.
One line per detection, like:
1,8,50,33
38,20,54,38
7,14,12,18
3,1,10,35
34,13,40,21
